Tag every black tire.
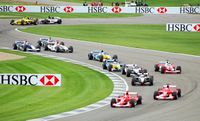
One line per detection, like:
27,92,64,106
10,20,14,25
88,53,93,60
37,40,42,47
57,19,62,24
68,46,73,53
161,66,165,74
110,98,116,107
44,44,48,51
149,76,153,86
121,65,126,75
154,64,159,72
143,69,147,73
60,42,65,45
33,19,38,25
36,45,41,52
21,20,25,25
55,46,60,53
172,92,178,100
129,99,135,107
23,45,27,51
131,77,136,86
177,89,181,97
137,96,142,104
126,69,131,77
108,64,112,72
99,55,103,62
112,55,118,60
176,66,181,74
13,43,17,50
102,62,107,69
154,91,158,100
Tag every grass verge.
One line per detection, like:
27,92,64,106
0,49,113,121
21,24,200,56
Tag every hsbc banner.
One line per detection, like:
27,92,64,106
166,23,200,32
0,74,61,86
1,5,200,14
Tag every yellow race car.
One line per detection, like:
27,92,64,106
10,17,38,25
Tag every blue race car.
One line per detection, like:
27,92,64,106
13,41,40,52
102,59,122,72
88,50,117,62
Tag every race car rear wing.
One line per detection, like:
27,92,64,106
163,85,176,88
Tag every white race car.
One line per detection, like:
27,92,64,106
121,64,147,77
44,41,73,53
40,16,62,24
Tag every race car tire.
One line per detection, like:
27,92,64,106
172,92,178,100
121,65,126,75
177,89,181,97
112,55,118,60
33,19,38,25
60,42,65,46
57,19,62,24
161,66,165,74
126,69,131,77
153,91,158,100
23,45,27,51
108,64,112,72
10,20,14,25
111,98,116,107
131,77,136,86
176,66,182,74
102,62,107,69
55,47,60,53
143,69,147,73
88,53,93,60
37,40,42,47
36,45,41,52
154,65,159,72
44,44,49,51
149,76,154,86
13,43,17,50
68,46,73,53
21,20,25,25
137,96,142,104
129,99,135,107
99,55,103,62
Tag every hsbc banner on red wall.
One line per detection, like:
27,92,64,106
0,5,200,14
0,74,61,86
166,23,200,32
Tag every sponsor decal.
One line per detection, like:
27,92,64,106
157,7,167,14
0,6,13,12
135,7,154,14
180,7,200,14
166,23,200,32
88,6,107,13
15,6,26,12
0,74,61,86
40,6,60,13
64,6,74,13
112,6,122,13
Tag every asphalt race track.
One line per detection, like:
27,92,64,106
1,14,200,121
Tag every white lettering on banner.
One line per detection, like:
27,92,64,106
0,74,61,86
166,23,200,32
0,5,200,14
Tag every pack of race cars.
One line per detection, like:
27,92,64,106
87,50,182,108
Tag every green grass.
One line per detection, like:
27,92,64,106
0,0,45,5
55,0,200,6
0,49,113,121
0,12,141,19
21,24,200,56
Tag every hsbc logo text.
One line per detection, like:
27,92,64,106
0,74,61,86
112,7,122,13
166,23,200,32
157,7,167,14
64,6,74,13
15,6,26,12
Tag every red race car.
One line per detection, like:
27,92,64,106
154,84,181,100
154,60,181,74
110,91,142,108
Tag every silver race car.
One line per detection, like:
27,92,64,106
13,41,40,52
121,64,147,77
40,16,62,24
44,41,73,53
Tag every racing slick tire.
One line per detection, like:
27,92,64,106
33,19,38,25
88,53,93,60
161,66,165,74
36,45,41,52
68,46,73,53
177,89,181,97
13,43,17,50
99,55,103,62
172,92,178,100
153,91,158,100
121,65,126,75
154,65,159,72
131,77,136,86
10,20,15,25
37,40,42,47
137,96,142,104
60,42,65,46
23,45,27,51
102,62,107,69
55,46,60,53
130,99,135,107
126,69,131,77
44,44,49,51
57,19,62,24
21,20,25,25
176,66,182,74
149,76,154,86
108,64,112,72
111,98,117,107
112,55,118,60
